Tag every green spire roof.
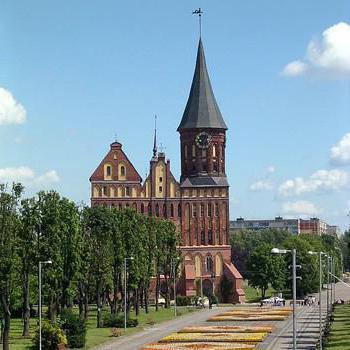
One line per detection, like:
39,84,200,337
177,39,227,131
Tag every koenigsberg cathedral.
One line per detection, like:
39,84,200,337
90,38,245,303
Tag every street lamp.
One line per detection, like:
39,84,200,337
171,257,180,317
309,251,327,350
39,260,52,350
124,257,134,332
271,248,297,350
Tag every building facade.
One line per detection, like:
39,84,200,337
230,216,340,237
90,39,244,302
230,217,300,235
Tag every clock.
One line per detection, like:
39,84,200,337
195,132,212,149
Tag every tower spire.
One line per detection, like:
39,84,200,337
192,8,203,38
153,114,157,157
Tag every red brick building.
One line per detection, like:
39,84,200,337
90,39,244,303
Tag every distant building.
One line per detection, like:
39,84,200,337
230,217,300,235
230,217,340,237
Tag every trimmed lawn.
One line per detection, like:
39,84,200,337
9,306,196,350
325,303,350,350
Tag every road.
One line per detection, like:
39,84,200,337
93,282,350,350
92,306,231,350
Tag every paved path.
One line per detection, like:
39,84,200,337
93,282,350,350
258,282,350,349
93,306,230,350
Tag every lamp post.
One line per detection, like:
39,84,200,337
309,251,327,350
271,248,297,350
39,260,52,350
124,257,134,332
327,256,330,318
171,257,180,317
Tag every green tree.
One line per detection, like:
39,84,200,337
247,243,286,298
18,197,40,336
0,183,23,350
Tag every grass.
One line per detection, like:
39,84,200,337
8,305,197,349
325,303,350,350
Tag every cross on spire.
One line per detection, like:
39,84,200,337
159,143,166,153
192,8,203,37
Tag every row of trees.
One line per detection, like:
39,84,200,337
0,183,180,350
230,228,345,298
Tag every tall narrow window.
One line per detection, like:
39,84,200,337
192,144,196,157
178,204,182,217
208,203,212,217
106,165,111,176
141,203,144,213
120,165,126,177
201,231,205,245
212,144,216,157
156,204,159,217
184,145,188,160
148,203,152,216
170,204,174,217
206,256,213,272
163,204,167,217
215,203,219,217
200,204,204,217
125,187,130,197
208,230,213,245
192,204,197,217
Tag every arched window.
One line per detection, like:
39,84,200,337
201,231,205,245
141,203,144,214
185,204,190,230
208,230,213,245
163,204,167,217
132,202,137,210
215,203,219,217
148,203,152,216
200,204,204,217
206,255,213,272
120,165,126,177
178,204,181,217
170,204,174,217
155,204,159,217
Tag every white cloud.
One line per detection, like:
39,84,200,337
250,180,273,191
330,133,350,165
267,165,276,173
281,22,350,78
278,169,349,196
0,87,26,125
0,166,60,188
282,200,320,217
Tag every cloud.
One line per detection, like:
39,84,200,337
267,166,276,173
282,200,320,217
330,133,350,166
0,166,60,188
278,169,349,196
281,22,350,78
250,180,273,191
0,87,26,125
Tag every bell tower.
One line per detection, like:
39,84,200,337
178,39,228,183
177,38,245,303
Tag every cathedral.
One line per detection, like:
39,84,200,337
90,38,245,303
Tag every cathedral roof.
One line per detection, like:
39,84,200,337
177,39,227,131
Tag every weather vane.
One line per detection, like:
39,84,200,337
192,8,203,37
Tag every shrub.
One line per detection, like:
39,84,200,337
101,313,138,328
176,296,192,306
32,320,67,350
60,309,87,348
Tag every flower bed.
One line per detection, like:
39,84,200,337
207,315,286,322
159,332,267,343
219,310,291,316
178,326,274,334
141,342,256,350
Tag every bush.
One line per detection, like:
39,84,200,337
176,296,192,306
32,320,67,350
101,313,138,328
209,294,219,305
60,309,87,348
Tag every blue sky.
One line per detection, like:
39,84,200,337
1,1,350,231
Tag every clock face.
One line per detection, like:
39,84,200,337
195,132,212,149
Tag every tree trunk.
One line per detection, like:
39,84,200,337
135,288,139,316
144,288,149,314
155,274,160,312
22,267,30,337
96,280,102,328
1,295,10,350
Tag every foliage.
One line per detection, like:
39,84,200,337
247,243,286,298
31,320,67,350
101,313,138,328
60,308,87,348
